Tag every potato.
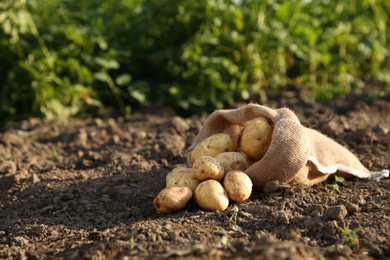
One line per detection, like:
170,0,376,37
166,167,200,192
192,156,224,181
190,133,237,164
240,117,273,161
223,171,252,203
214,152,249,173
194,180,229,211
153,186,193,214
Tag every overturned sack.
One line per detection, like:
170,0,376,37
186,104,388,190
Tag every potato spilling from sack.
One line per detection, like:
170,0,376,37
153,186,193,214
223,170,253,203
190,133,237,164
194,180,229,211
192,156,225,181
240,117,273,161
154,116,272,213
215,152,249,173
166,167,200,192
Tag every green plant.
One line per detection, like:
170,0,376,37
327,175,346,193
1,0,389,124
339,226,367,255
341,226,363,246
128,238,137,251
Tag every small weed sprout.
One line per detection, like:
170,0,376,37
340,226,366,254
128,238,136,251
52,148,59,161
327,176,346,192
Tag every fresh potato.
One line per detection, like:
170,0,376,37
223,171,252,203
194,180,229,211
240,117,273,161
153,186,193,214
214,152,249,173
166,167,200,192
190,133,237,164
192,156,225,181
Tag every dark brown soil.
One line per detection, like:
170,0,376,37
0,88,389,259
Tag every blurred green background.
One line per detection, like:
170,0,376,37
1,0,389,124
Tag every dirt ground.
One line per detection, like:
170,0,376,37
0,87,389,259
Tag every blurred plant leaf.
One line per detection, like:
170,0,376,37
116,74,132,86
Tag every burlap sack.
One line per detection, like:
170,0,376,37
186,104,389,189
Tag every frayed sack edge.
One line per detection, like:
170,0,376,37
308,156,389,181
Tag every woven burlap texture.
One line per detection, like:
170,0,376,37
186,104,388,189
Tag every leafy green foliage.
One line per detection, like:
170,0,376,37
0,0,389,124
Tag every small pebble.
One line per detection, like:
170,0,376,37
325,205,347,221
50,230,59,237
94,118,104,127
336,199,360,214
112,135,120,144
344,202,360,214
133,131,147,140
12,236,29,246
0,161,17,175
171,116,189,133
351,196,366,205
31,173,40,183
76,129,88,146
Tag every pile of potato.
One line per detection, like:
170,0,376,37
153,116,273,213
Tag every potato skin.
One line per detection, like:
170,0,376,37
214,152,249,173
166,167,200,192
153,187,193,214
240,117,273,161
190,133,237,164
223,171,252,203
194,180,229,211
192,156,225,181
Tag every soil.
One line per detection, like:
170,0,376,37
0,88,389,259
